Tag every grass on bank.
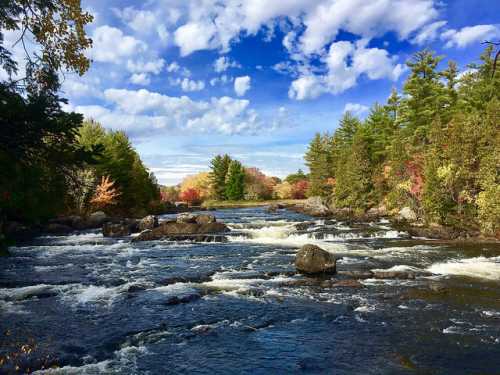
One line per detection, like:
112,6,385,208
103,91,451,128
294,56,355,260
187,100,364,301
201,199,306,209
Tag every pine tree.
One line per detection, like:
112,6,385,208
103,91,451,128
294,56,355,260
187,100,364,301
225,160,245,200
401,50,445,145
304,133,330,196
334,127,373,211
209,154,232,200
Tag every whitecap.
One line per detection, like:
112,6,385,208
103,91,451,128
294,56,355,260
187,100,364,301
427,256,500,281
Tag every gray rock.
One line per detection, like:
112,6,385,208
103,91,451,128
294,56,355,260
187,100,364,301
87,211,108,228
398,207,417,222
132,220,230,242
293,197,331,217
177,213,197,223
103,222,131,237
139,215,158,231
195,214,216,225
295,244,337,274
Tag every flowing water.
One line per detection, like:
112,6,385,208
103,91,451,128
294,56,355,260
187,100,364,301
1,208,499,374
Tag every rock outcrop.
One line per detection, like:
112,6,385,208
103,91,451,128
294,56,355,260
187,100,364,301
290,197,331,217
295,244,337,274
139,215,159,231
87,211,108,228
398,207,417,222
103,222,132,237
132,214,229,242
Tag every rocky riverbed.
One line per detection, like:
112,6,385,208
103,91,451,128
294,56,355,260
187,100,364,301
0,207,499,374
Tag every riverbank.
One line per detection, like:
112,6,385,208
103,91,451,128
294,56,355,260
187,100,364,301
201,199,305,209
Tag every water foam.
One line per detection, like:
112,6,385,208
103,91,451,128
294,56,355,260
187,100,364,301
427,256,500,281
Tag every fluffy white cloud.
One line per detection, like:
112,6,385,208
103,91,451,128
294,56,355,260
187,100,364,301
130,73,151,86
344,102,369,116
210,75,232,86
234,76,251,96
169,0,438,57
442,24,500,48
166,62,180,73
174,22,217,56
126,58,165,74
90,25,146,62
214,56,241,72
412,20,447,45
169,77,205,92
70,88,284,136
289,41,404,100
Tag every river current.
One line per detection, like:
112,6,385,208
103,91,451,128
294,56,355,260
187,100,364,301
1,207,499,374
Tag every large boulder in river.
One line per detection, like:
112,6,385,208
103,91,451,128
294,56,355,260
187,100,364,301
132,215,229,242
295,244,336,274
139,215,158,231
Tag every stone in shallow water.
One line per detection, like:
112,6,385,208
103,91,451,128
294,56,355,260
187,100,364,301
295,244,336,274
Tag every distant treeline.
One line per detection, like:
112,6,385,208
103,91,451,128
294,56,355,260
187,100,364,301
304,48,499,236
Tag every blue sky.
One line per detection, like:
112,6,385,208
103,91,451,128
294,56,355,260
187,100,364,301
18,0,500,184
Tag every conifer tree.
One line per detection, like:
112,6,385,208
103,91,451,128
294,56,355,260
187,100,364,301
225,160,245,200
304,133,330,196
209,154,232,200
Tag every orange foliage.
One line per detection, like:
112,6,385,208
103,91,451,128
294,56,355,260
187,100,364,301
179,188,201,205
91,176,120,208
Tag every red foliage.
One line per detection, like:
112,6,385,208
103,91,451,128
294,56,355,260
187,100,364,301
405,159,424,199
291,180,309,199
179,188,201,205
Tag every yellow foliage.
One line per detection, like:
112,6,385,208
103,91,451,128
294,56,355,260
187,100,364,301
273,181,293,199
179,172,213,200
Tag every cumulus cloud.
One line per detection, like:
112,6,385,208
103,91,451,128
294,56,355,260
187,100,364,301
126,58,165,74
130,73,151,86
168,0,438,57
90,25,146,62
210,75,232,86
344,103,369,116
69,88,287,137
169,77,205,92
234,76,251,96
442,24,500,48
214,56,241,72
289,41,405,100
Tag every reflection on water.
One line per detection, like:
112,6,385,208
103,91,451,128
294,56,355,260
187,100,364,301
1,207,499,374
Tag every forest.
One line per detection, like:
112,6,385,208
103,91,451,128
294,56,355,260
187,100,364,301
304,48,499,236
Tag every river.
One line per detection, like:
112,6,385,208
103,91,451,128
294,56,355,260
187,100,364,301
1,207,499,374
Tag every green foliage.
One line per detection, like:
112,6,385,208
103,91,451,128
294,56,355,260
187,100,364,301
304,133,332,197
75,121,160,216
225,160,246,200
209,154,232,200
304,47,500,236
285,169,307,184
334,127,373,210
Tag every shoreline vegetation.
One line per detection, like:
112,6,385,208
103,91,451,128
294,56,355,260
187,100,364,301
0,2,498,250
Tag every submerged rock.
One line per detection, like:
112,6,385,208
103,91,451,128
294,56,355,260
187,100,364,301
139,215,159,231
295,244,337,274
45,223,73,235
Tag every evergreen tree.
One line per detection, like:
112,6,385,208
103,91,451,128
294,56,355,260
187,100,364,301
209,154,232,200
334,127,373,211
401,50,445,144
304,133,330,196
225,160,245,200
